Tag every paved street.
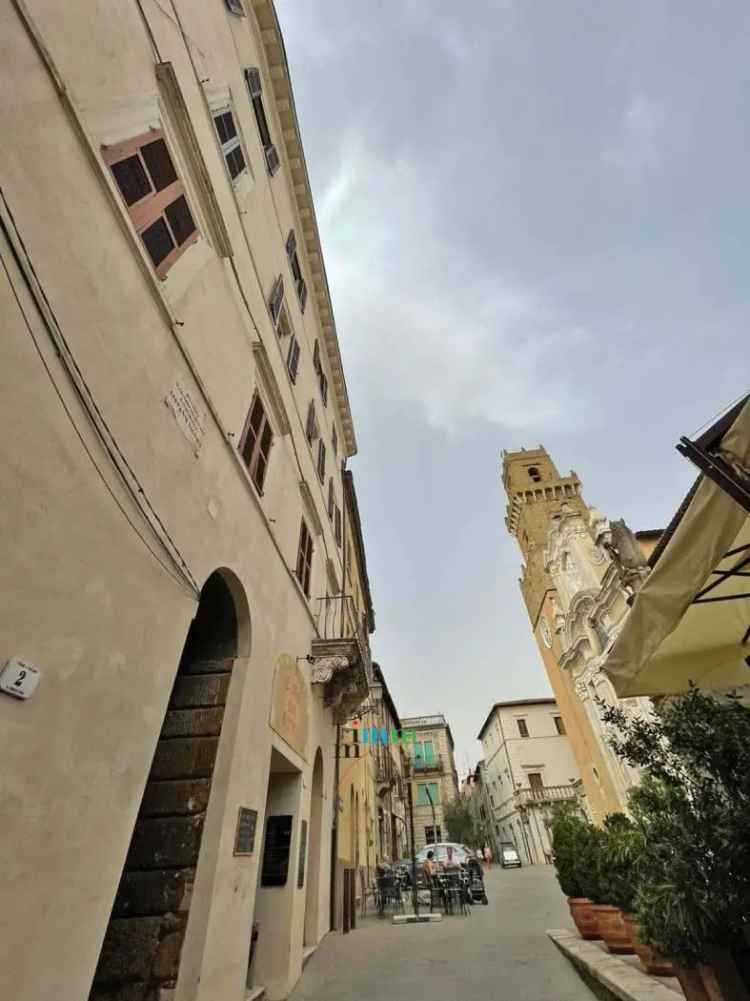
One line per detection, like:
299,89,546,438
291,866,595,1001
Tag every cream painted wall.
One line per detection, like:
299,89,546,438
0,3,352,1000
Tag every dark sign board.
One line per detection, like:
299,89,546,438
297,819,308,889
261,815,293,886
234,807,258,856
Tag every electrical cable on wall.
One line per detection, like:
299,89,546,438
0,186,200,598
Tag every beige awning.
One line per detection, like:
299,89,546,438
603,400,750,698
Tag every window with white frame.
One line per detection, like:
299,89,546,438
212,107,247,183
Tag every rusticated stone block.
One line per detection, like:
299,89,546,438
153,931,185,981
150,738,219,780
161,708,225,739
180,658,233,675
171,674,230,708
141,779,211,817
113,870,192,918
90,985,158,1001
125,815,204,870
93,917,161,984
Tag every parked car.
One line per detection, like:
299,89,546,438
499,843,522,868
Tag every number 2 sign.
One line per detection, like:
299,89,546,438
0,658,41,700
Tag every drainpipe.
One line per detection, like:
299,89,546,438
328,728,338,928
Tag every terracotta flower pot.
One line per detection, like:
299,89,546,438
568,897,600,940
622,914,674,977
590,903,613,939
596,905,634,955
673,964,723,1001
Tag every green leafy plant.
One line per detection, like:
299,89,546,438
599,812,643,913
601,688,750,966
443,798,478,846
550,802,601,899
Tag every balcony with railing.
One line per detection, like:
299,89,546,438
516,784,580,807
412,754,444,775
309,593,373,721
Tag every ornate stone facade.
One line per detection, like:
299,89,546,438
502,447,653,821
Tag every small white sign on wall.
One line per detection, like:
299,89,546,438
165,379,207,457
0,658,41,699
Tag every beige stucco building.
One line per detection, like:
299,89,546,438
0,3,374,1000
401,714,459,852
477,698,583,864
501,448,654,824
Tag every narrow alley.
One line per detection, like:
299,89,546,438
291,867,595,1001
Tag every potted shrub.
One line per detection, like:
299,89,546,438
550,803,600,940
602,689,750,1000
595,813,638,955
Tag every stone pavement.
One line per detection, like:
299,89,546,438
290,865,596,1001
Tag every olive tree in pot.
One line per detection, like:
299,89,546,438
550,803,600,941
602,688,750,1001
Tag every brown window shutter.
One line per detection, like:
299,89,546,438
244,67,262,98
313,340,320,373
269,275,284,326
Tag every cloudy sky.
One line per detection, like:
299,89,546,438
278,1,749,771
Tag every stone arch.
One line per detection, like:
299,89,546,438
89,568,248,1001
304,748,325,946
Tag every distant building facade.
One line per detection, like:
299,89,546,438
401,714,460,851
501,447,654,823
478,698,583,864
463,761,497,856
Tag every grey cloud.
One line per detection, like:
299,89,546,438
278,0,748,767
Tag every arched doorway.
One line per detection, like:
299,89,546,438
90,571,242,1000
304,749,324,946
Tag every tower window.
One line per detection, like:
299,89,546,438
527,466,541,482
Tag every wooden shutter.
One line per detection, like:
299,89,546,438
320,373,328,407
317,440,326,483
286,335,300,383
334,505,342,547
296,519,313,596
269,275,284,326
305,400,318,443
244,67,262,98
239,394,273,492
297,277,307,313
328,478,334,519
313,340,321,373
286,229,296,258
264,144,281,176
332,425,338,458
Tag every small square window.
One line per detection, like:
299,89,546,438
165,195,196,247
140,138,178,191
141,217,175,268
111,155,151,206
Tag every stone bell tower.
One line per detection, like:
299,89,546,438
502,447,588,626
500,446,623,824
